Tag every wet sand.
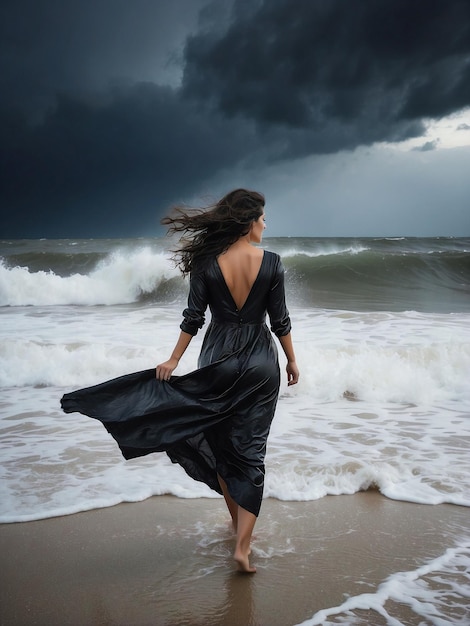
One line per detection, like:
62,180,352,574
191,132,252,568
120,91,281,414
1,492,468,626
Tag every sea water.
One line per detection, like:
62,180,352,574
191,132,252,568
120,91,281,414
1,236,469,623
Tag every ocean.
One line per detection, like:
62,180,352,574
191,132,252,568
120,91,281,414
1,236,469,623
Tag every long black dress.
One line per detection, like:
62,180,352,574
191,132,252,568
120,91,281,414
61,250,291,516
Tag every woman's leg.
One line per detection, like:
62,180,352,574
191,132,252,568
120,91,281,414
217,474,238,531
234,506,257,573
217,474,257,572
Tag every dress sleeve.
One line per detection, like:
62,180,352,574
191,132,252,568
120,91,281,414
180,270,209,336
267,254,292,337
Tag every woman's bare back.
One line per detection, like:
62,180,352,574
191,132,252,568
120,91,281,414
217,244,264,310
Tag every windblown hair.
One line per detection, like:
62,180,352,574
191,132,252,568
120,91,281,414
161,189,265,275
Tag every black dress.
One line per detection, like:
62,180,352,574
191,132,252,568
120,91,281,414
61,250,291,516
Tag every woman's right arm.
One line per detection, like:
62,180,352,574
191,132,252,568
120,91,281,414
156,269,209,380
156,331,193,381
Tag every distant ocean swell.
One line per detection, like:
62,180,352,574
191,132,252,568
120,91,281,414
1,237,469,311
283,248,470,312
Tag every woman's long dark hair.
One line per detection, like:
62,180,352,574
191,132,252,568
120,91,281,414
161,189,265,275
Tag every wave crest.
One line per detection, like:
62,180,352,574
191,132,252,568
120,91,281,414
0,248,183,306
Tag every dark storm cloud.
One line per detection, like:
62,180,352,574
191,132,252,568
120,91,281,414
183,0,470,151
0,83,256,237
0,0,228,237
1,0,469,237
0,0,205,117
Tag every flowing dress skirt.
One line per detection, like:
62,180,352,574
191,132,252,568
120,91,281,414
61,321,280,516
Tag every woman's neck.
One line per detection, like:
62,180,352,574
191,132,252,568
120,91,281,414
229,235,255,251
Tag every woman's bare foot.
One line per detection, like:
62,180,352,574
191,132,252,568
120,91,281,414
234,549,256,573
233,506,257,572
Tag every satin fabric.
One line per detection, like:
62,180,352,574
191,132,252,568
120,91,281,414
61,250,291,516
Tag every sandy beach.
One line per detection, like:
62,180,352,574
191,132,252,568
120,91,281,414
1,492,469,626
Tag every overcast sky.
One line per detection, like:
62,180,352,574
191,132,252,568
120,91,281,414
1,0,469,238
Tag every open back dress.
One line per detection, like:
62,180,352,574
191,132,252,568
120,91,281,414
61,250,291,516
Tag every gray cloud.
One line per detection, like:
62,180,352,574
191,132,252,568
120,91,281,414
412,139,440,152
243,145,470,237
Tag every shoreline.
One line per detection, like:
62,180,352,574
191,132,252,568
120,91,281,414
1,492,469,625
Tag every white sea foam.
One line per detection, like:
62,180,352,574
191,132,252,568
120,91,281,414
2,307,469,406
280,243,369,258
1,304,469,523
296,539,470,626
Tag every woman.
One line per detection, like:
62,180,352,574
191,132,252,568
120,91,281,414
61,189,299,573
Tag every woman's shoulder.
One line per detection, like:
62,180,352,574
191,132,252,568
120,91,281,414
261,250,285,281
191,255,217,275
263,249,282,266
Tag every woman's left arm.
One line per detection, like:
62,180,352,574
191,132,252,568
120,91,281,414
278,333,299,386
267,254,299,385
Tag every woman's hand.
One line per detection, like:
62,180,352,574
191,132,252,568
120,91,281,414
286,360,299,386
278,333,299,386
155,331,193,381
156,357,179,381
